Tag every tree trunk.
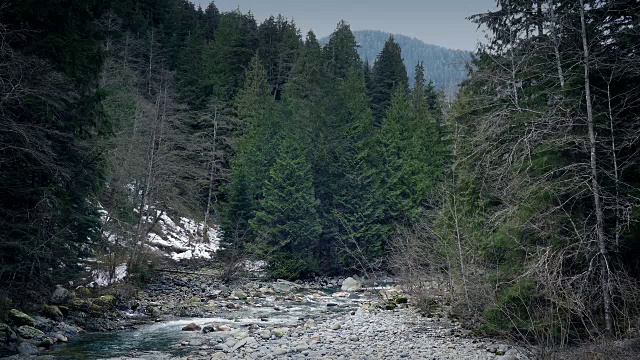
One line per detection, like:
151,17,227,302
203,107,219,242
579,0,612,335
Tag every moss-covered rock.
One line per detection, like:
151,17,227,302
42,305,63,321
272,328,286,337
233,291,248,300
385,302,397,310
70,298,89,310
75,287,92,298
95,295,116,308
8,309,35,327
189,297,202,303
395,296,408,304
16,325,45,340
89,303,104,313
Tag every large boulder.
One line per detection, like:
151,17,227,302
50,286,72,305
340,277,362,292
272,279,300,293
16,325,46,342
42,305,63,322
8,309,35,327
94,295,116,309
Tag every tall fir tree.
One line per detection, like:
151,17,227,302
222,54,275,247
323,21,362,80
257,15,302,99
249,137,322,279
370,36,409,123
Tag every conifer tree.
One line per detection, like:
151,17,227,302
257,15,302,99
324,21,362,80
333,68,389,268
200,10,258,101
222,55,276,246
370,36,409,123
249,137,322,279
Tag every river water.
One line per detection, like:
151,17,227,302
48,289,369,359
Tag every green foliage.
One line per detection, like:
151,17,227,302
345,30,470,97
323,21,362,80
0,0,108,296
370,36,410,122
257,15,302,99
200,11,258,101
249,137,322,278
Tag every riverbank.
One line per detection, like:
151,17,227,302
2,269,523,359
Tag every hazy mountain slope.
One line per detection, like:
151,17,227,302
323,30,471,96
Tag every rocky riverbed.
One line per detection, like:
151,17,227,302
1,270,525,360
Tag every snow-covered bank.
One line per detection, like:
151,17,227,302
145,211,220,262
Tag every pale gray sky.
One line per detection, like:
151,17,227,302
193,0,495,51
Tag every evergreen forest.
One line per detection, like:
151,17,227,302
1,0,640,357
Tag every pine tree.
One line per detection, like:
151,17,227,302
200,10,258,101
333,68,389,268
257,15,302,99
223,54,276,245
324,21,362,80
249,137,322,279
370,36,409,123
376,88,415,221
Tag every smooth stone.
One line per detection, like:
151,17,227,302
182,323,201,331
340,277,361,292
231,338,247,352
258,329,271,339
272,328,287,338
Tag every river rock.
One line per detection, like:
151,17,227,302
17,341,39,355
304,319,316,329
234,331,248,340
42,305,63,321
0,323,17,343
50,285,72,305
340,277,361,292
213,343,229,351
258,329,271,339
497,348,521,360
202,325,215,333
230,337,247,352
182,323,201,331
232,291,247,300
272,328,287,338
16,325,45,340
272,279,300,293
331,322,342,330
8,309,35,327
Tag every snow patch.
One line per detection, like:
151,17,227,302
90,263,128,287
146,210,220,261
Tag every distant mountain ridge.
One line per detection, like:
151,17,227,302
322,30,471,97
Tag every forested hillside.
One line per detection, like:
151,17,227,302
1,0,640,357
349,30,471,97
